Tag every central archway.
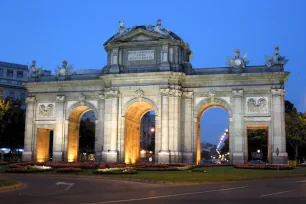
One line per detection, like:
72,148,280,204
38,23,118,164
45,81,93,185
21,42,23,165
124,101,154,164
196,98,232,164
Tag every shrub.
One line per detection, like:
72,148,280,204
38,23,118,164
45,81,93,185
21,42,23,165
234,164,293,170
0,161,9,165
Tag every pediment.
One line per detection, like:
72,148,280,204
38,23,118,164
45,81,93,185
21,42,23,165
114,28,165,43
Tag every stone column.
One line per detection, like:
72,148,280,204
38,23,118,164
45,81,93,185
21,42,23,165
168,89,182,163
181,92,193,163
101,90,119,162
158,89,170,163
94,94,105,162
53,95,65,162
23,95,36,161
231,89,246,164
271,88,288,164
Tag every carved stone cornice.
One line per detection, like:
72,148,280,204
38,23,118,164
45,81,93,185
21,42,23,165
26,95,36,103
56,95,65,103
271,88,286,96
232,89,244,97
103,89,120,99
182,92,193,99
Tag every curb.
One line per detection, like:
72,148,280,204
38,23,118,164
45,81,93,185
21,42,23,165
0,181,24,192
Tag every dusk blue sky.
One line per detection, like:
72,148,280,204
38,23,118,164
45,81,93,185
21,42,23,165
1,0,305,145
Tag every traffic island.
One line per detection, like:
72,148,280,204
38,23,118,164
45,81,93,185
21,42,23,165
0,179,23,191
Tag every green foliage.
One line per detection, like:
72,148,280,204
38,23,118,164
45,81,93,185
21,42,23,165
0,98,25,149
285,100,306,160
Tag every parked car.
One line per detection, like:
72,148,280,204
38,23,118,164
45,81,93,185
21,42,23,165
248,160,265,165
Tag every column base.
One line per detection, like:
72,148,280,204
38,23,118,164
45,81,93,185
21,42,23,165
101,150,118,162
231,152,246,164
272,152,288,164
22,151,33,161
158,151,170,164
95,151,102,162
182,151,193,164
170,151,182,164
52,151,63,162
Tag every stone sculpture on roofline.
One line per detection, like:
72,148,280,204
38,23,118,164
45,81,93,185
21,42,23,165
226,48,249,69
29,60,44,81
55,60,74,80
265,46,288,67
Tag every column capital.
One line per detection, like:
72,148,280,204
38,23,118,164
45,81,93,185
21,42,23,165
160,88,170,96
182,91,193,99
103,88,120,99
26,95,36,103
232,89,244,97
56,95,65,103
271,88,286,96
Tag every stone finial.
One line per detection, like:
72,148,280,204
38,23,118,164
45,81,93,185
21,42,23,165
119,20,124,28
31,60,36,68
156,19,162,26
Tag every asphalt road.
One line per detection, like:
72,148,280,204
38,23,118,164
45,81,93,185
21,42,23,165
0,175,306,204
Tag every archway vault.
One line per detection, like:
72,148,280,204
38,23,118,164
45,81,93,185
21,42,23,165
195,98,231,164
67,105,92,162
124,101,154,164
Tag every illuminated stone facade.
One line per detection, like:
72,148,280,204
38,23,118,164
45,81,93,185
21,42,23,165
23,21,289,164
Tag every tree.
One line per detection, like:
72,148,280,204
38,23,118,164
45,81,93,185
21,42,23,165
0,98,25,150
285,100,306,162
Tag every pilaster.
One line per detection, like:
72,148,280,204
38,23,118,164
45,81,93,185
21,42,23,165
23,95,36,161
231,89,246,164
53,95,65,161
271,88,288,164
181,92,193,163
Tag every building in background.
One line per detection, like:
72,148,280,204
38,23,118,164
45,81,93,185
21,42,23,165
0,61,51,103
0,61,28,102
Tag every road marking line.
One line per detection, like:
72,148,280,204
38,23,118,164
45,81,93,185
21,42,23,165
260,190,295,198
82,186,249,204
290,180,306,183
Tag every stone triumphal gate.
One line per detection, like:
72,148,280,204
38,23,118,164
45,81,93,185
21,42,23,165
23,20,289,164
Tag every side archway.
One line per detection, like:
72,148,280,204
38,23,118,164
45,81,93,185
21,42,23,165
66,101,98,162
195,98,232,164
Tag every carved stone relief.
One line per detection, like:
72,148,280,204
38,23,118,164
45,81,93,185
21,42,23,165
246,97,268,113
38,103,55,117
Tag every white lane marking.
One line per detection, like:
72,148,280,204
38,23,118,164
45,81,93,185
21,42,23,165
82,186,249,204
56,182,74,191
290,180,306,183
260,190,295,198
